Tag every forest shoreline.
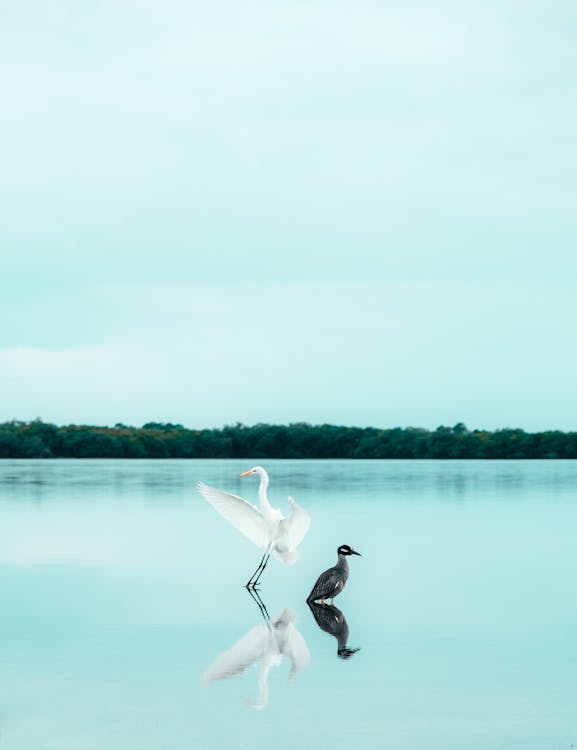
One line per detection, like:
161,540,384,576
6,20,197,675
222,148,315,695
1,420,576,459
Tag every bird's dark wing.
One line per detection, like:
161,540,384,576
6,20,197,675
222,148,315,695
306,567,342,602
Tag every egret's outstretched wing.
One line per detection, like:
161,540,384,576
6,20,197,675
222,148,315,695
197,482,267,549
201,623,271,683
281,497,311,549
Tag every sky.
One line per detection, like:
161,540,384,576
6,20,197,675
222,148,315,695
2,0,577,431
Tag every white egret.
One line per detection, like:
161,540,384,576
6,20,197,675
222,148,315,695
197,466,310,588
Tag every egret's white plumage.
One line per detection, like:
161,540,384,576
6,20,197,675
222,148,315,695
195,483,268,549
197,466,310,586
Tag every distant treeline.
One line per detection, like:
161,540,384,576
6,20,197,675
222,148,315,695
1,419,577,459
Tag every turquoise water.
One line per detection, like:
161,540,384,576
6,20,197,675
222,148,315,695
0,459,575,749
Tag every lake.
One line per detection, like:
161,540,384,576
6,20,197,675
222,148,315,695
0,459,575,749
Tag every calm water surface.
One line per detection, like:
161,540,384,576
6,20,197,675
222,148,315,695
0,459,575,749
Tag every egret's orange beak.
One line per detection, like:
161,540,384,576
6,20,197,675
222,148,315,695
239,469,255,477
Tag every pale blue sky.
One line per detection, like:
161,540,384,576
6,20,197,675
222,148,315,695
2,0,577,430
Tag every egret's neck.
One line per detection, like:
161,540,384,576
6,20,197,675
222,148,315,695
336,553,349,572
256,469,271,509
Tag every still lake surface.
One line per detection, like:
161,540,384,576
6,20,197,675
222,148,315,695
0,459,575,749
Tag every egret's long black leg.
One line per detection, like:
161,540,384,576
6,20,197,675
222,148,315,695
250,556,268,589
245,551,267,588
252,553,270,586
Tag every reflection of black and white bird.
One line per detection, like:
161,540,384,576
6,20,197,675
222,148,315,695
197,466,310,588
306,544,361,604
307,601,360,659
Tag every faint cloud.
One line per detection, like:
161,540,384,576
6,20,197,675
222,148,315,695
2,281,576,429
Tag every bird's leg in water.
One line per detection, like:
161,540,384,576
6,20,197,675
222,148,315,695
251,553,270,587
247,543,273,588
246,586,271,621
246,551,267,588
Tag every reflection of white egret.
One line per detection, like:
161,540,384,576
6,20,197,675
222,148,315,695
197,466,310,587
201,606,310,709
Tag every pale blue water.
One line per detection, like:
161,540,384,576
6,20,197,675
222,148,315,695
0,459,575,749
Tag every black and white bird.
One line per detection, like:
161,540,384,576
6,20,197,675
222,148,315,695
306,544,361,604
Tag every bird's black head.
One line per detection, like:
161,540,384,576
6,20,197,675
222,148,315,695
338,544,361,556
